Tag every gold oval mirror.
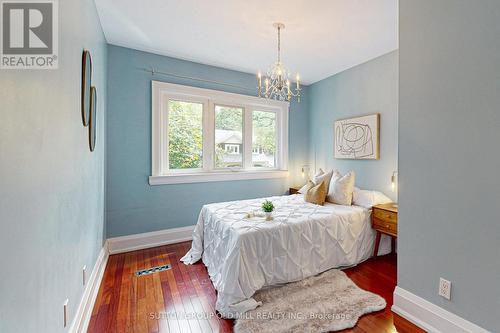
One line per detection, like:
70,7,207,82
89,86,97,152
81,50,92,126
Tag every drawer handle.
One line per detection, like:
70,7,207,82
386,224,389,228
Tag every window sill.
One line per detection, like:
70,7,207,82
149,170,289,185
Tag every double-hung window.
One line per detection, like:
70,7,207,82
150,81,289,185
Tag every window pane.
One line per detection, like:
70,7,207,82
215,105,243,168
252,111,276,168
168,100,203,170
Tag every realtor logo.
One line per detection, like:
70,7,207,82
1,0,58,69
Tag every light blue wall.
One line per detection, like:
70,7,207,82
308,51,398,200
0,1,107,332
399,1,500,330
106,45,309,237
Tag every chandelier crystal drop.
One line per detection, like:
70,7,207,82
257,23,301,103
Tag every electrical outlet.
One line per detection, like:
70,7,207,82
63,299,69,327
439,278,451,300
82,265,87,286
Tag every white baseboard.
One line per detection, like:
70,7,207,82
69,244,109,333
392,286,489,333
107,225,194,254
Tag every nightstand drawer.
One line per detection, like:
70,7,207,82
373,208,397,223
373,217,397,234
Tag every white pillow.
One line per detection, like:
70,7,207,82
297,169,324,194
352,188,392,208
327,171,356,205
313,169,335,192
313,168,324,179
297,180,314,194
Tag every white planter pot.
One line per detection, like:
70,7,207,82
265,211,273,221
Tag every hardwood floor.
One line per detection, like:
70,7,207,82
88,242,425,333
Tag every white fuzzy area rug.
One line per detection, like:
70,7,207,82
233,269,386,333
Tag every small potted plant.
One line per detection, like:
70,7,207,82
262,200,275,221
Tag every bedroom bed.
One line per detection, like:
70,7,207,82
181,193,391,318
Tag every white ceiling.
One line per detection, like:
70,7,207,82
94,0,398,85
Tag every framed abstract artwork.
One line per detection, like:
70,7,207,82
334,113,380,160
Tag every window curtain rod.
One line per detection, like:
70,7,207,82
142,67,255,94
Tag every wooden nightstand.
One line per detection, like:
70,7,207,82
289,187,300,195
372,203,398,257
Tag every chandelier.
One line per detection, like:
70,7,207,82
257,23,301,103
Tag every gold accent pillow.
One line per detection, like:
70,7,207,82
305,181,327,206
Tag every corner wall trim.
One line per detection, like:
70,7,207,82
69,244,109,333
392,286,490,333
107,226,195,255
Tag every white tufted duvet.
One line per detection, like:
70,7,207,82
181,194,391,318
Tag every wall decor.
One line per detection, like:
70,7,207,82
334,113,380,159
89,86,97,152
81,50,92,126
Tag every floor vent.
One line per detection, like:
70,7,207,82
135,264,171,277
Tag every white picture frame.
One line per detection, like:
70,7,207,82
334,113,380,160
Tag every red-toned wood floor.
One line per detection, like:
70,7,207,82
88,242,424,333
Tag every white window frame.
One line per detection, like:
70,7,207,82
224,144,240,154
150,81,289,185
